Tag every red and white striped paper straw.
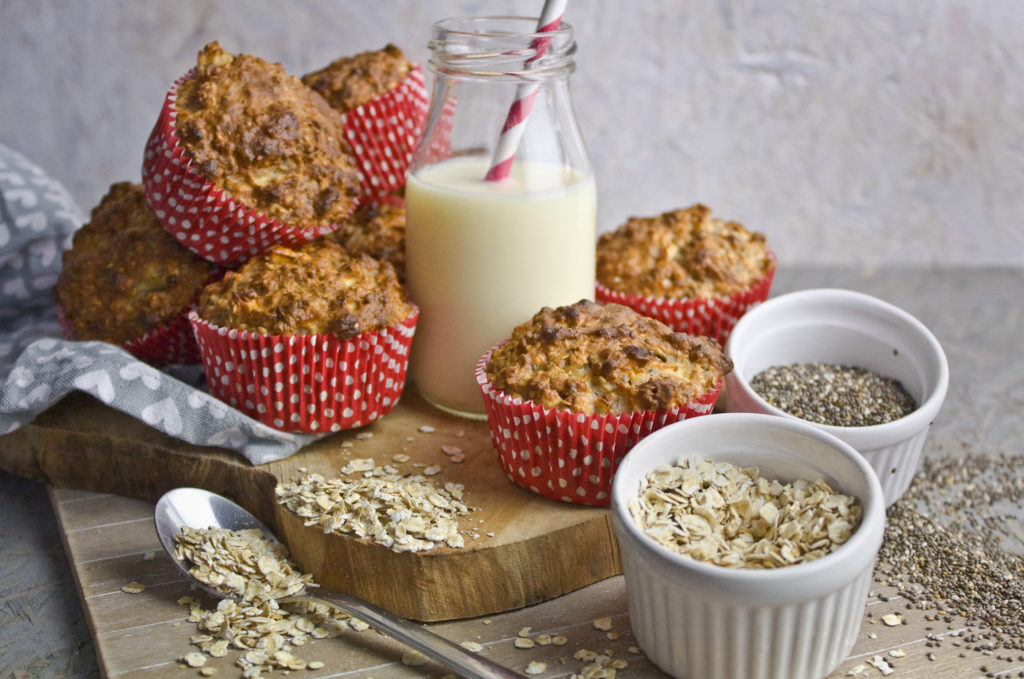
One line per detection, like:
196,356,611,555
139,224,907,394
484,0,567,182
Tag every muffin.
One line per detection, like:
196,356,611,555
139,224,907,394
595,204,775,345
302,45,429,197
190,239,418,433
477,299,731,505
323,195,406,281
142,41,362,266
302,44,412,113
53,182,219,365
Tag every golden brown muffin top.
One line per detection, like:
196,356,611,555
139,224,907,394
302,44,412,113
198,239,412,338
324,198,406,281
486,300,732,415
596,204,773,299
174,41,361,228
53,182,219,345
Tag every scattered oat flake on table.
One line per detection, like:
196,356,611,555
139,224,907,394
418,425,436,433
355,431,374,440
525,661,547,675
182,652,207,667
442,444,462,456
402,649,429,666
514,637,536,649
392,453,410,463
460,641,484,652
142,551,155,561
199,668,216,677
889,648,906,658
341,457,376,474
881,613,903,626
593,617,613,631
121,581,145,594
868,655,895,676
424,464,442,476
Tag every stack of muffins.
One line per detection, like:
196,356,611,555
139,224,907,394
54,41,427,433
53,38,776,475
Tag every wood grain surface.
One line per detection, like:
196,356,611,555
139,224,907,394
0,390,619,622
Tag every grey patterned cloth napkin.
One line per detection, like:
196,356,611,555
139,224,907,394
0,143,318,464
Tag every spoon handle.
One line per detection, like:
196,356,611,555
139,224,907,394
288,590,524,679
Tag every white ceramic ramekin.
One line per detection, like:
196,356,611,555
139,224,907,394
722,288,949,507
610,413,886,679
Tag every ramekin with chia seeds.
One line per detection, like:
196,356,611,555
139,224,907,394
722,288,949,506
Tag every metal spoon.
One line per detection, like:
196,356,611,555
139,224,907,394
154,487,522,679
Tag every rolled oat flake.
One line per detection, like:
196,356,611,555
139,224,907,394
750,363,917,427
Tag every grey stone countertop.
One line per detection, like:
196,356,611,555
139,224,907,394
2,266,1022,679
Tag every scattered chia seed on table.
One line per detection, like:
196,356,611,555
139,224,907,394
750,363,917,427
874,451,1024,662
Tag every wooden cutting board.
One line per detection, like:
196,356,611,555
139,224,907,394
0,390,620,622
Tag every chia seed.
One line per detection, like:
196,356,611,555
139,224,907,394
749,363,917,427
875,451,1024,655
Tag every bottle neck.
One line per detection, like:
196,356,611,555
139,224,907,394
427,15,577,82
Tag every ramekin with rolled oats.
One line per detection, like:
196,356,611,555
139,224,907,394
610,413,885,679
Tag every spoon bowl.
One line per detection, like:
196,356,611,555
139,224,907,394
155,487,522,679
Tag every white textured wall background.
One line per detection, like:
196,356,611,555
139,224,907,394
1,0,1022,267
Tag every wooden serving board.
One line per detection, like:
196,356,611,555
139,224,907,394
0,390,620,622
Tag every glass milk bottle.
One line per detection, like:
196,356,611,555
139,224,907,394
406,15,596,419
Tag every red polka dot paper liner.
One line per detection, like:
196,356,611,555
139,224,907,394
414,93,458,166
57,303,203,366
142,69,352,267
475,345,723,507
340,64,429,198
595,254,776,347
55,303,77,341
124,310,204,366
189,308,418,434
